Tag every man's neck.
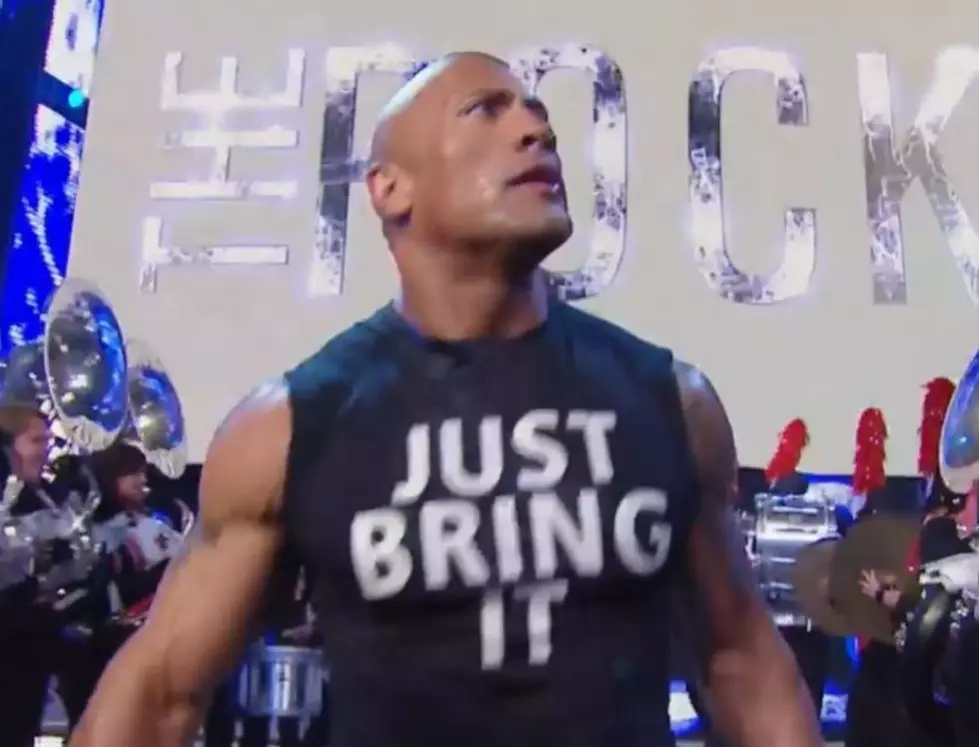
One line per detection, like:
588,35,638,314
397,267,550,341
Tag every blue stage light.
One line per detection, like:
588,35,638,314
66,88,85,108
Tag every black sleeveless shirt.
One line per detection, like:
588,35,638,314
282,301,700,747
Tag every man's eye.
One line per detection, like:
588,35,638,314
467,99,502,117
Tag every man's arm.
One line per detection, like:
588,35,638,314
672,360,822,747
70,379,295,747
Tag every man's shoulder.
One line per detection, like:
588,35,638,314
558,302,676,377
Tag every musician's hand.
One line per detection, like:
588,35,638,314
858,570,881,598
859,570,901,607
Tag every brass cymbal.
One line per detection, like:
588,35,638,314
829,513,921,644
791,538,851,636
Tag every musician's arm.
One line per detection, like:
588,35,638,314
70,380,295,747
671,360,822,747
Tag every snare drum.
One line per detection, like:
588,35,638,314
743,492,841,627
236,644,327,719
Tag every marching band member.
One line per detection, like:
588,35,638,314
0,403,61,747
57,442,187,733
850,477,970,747
847,387,966,747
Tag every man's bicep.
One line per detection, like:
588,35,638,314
670,368,822,744
132,516,284,701
672,360,770,656
676,501,769,658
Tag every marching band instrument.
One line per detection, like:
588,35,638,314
741,489,845,627
941,348,979,495
919,551,979,597
0,280,129,599
121,339,187,479
39,279,130,452
0,476,35,589
895,550,979,741
172,497,195,536
895,345,979,737
789,538,851,636
896,584,969,741
236,644,327,719
828,512,920,643
63,332,190,631
34,491,101,605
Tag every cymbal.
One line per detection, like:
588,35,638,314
791,538,851,636
829,513,921,643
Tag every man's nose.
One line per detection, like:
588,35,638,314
510,106,555,151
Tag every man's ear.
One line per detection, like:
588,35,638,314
365,162,411,222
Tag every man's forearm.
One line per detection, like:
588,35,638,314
69,651,204,747
706,631,823,747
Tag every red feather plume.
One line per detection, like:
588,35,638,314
853,408,888,495
917,377,955,477
764,418,809,486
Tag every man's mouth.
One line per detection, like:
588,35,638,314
508,165,564,193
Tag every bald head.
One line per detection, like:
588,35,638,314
368,52,508,165
363,51,571,270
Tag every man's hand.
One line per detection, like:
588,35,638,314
672,360,822,747
69,379,296,747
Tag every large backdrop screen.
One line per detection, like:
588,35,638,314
65,0,979,469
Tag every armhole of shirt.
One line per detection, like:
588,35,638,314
654,349,703,554
280,365,350,544
276,311,395,576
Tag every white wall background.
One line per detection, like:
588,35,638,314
68,0,979,469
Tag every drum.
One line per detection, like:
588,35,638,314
743,492,842,627
236,644,327,719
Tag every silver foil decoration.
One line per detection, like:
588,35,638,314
509,45,627,302
858,48,979,305
688,46,815,304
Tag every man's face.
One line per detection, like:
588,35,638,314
12,417,49,483
404,56,573,261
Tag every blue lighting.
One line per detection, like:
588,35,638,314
2,106,84,349
667,678,848,735
66,88,85,108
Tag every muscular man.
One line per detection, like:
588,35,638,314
70,52,821,747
